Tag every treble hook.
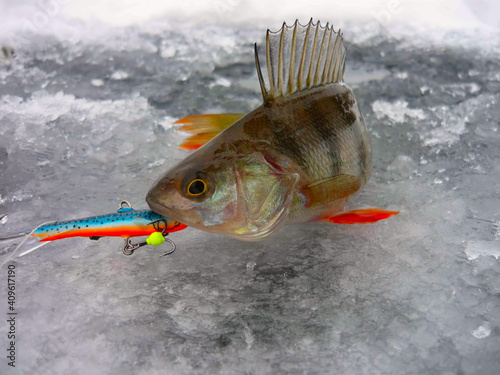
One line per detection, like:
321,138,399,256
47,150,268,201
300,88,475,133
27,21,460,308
123,236,176,256
122,218,176,257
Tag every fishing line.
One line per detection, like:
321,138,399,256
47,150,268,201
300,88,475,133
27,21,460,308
18,242,48,257
0,220,56,269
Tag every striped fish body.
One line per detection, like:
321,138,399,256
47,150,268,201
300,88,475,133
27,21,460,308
240,83,371,223
147,20,375,241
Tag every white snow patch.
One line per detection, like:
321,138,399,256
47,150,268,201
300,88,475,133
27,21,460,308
372,99,426,124
158,116,177,131
472,322,492,339
110,70,129,80
209,76,231,88
422,95,496,147
0,91,149,143
465,240,500,260
91,79,104,87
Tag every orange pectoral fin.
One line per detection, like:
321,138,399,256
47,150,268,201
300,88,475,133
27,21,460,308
175,113,244,150
178,132,221,150
321,208,399,224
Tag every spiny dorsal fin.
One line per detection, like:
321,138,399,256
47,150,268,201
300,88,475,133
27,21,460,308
254,19,346,103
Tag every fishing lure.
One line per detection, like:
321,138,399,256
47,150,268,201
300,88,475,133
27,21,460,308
2,201,187,257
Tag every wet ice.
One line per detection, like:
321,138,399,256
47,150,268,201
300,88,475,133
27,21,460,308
1,5,500,375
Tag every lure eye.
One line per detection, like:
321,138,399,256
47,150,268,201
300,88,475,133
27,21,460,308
186,179,207,197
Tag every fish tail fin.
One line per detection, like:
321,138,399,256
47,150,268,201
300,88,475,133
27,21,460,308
255,19,345,103
320,208,399,224
175,113,245,150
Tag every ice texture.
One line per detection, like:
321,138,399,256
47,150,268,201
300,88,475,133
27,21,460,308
1,3,500,375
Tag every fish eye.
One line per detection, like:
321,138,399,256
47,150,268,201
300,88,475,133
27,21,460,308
186,179,207,197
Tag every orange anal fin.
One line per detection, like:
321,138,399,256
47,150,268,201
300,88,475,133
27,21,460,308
322,208,399,224
175,113,245,150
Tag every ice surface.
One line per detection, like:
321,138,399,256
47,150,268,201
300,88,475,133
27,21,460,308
465,241,500,261
1,1,500,374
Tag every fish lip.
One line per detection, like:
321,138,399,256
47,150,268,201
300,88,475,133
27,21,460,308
146,198,182,223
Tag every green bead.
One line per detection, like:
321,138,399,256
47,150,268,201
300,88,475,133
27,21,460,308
146,232,165,246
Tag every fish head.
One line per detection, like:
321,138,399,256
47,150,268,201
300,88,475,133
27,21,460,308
146,145,299,241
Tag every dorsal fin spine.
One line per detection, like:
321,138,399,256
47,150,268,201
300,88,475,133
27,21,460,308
333,34,344,83
287,21,298,96
297,19,313,92
337,30,345,82
329,33,341,83
321,28,334,85
341,52,346,82
326,34,338,82
254,43,269,103
314,22,329,86
265,30,275,98
277,22,286,97
306,21,320,89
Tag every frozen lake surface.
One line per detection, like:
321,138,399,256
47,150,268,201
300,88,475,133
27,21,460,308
0,6,499,375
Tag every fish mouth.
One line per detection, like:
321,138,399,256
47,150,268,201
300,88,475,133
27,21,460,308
146,197,183,224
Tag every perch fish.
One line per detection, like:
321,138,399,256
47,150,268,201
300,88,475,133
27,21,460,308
147,20,398,241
